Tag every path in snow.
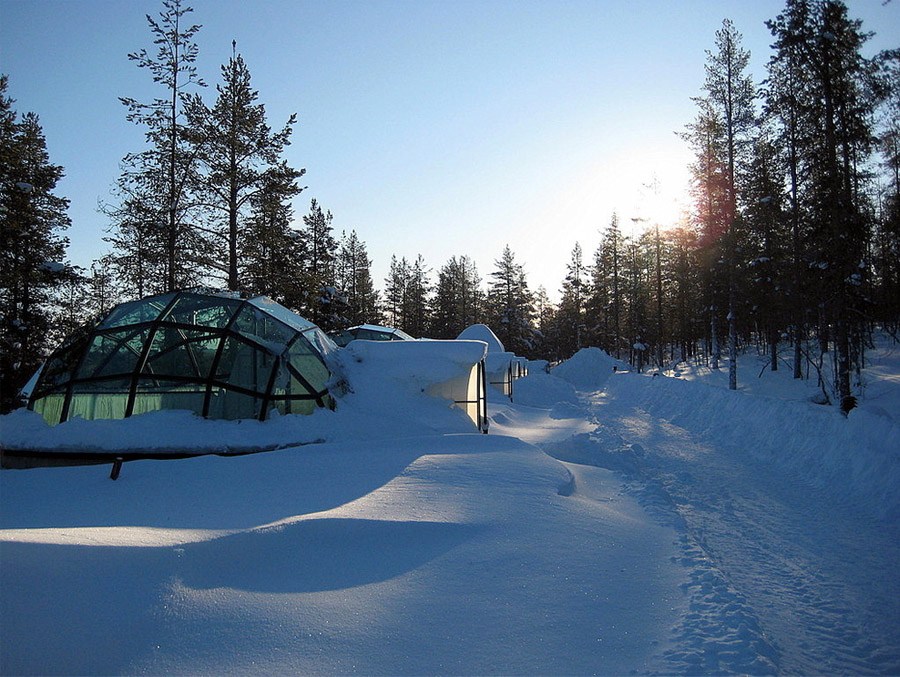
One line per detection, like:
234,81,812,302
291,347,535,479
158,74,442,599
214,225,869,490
530,376,900,675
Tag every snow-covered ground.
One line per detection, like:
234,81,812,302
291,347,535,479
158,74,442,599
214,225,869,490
2,336,899,675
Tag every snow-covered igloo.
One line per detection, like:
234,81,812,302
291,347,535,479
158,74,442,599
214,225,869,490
456,324,527,399
27,290,337,425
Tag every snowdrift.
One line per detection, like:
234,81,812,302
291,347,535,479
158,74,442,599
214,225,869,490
605,372,900,522
552,347,626,391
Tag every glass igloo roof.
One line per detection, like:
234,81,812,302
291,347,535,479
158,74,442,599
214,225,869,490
29,290,336,425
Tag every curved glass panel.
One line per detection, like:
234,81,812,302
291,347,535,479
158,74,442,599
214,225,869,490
215,336,275,395
76,329,148,380
232,304,296,352
288,335,330,392
98,293,174,329
249,296,317,333
162,293,241,329
132,379,207,417
143,327,220,380
35,336,89,391
67,380,133,421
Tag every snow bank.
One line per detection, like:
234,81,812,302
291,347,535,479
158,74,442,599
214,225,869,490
552,347,625,392
605,372,900,521
331,339,488,434
512,372,579,408
0,407,333,455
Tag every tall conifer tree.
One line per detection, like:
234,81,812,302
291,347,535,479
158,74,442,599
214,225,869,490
0,77,73,412
184,44,303,290
118,0,205,292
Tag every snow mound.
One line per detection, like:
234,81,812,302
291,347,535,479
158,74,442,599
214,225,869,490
332,339,488,435
551,347,624,392
513,373,579,408
606,373,900,522
457,324,505,353
0,407,332,455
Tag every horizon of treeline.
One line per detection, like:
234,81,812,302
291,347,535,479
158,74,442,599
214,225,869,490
1,0,898,414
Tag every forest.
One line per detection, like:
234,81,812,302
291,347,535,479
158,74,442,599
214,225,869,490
1,0,898,414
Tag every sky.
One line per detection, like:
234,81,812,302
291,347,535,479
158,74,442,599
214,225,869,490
2,0,898,298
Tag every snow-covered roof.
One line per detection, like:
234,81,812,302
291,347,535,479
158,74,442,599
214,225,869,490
457,324,505,353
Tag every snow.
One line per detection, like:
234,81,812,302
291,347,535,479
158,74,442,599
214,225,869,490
2,336,899,675
457,323,505,353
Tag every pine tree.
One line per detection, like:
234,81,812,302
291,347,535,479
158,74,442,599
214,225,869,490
682,98,730,369
703,18,756,390
241,175,304,305
742,129,789,370
668,225,703,362
184,45,303,290
431,256,482,339
590,213,625,357
556,242,587,357
767,0,885,410
875,57,900,328
337,230,380,327
102,163,170,298
116,0,206,292
764,7,811,379
487,245,536,355
623,232,651,371
0,76,73,412
532,285,556,361
383,255,409,329
299,199,338,326
402,255,431,337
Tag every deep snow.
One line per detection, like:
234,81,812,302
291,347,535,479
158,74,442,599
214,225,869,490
1,336,898,675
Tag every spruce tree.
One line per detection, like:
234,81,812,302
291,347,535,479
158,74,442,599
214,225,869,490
299,199,338,326
242,175,304,306
0,76,73,412
402,255,431,338
337,230,380,327
556,242,587,357
487,245,536,355
184,45,303,290
682,98,730,369
383,255,410,329
590,213,625,357
767,0,884,410
431,256,482,339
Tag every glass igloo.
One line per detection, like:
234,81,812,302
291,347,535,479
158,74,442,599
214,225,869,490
28,290,336,425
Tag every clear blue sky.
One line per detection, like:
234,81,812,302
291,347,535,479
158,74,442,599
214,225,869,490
2,0,897,297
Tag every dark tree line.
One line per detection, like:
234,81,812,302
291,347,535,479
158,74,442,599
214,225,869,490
2,0,897,415
0,76,74,412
